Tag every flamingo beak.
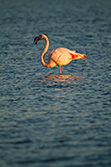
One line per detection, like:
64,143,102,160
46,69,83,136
34,37,39,44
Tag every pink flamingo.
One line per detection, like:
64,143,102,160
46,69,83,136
34,34,86,75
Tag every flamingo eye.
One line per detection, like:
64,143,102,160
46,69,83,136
39,34,43,39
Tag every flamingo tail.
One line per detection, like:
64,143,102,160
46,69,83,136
69,52,86,59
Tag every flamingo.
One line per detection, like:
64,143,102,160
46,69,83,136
34,34,86,75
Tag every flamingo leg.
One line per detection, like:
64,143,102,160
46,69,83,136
59,66,62,75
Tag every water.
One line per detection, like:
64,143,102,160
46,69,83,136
0,0,111,167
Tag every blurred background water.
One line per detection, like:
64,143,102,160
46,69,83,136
0,0,111,167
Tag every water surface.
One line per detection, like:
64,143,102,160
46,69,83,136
0,0,111,167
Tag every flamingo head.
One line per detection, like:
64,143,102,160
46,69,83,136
34,34,44,44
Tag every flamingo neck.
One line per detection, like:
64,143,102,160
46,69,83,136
41,35,49,67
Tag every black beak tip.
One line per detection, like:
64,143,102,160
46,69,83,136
34,37,39,44
34,38,36,44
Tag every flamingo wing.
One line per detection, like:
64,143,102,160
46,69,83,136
48,48,72,66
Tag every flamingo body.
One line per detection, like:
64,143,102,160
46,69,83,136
48,48,86,67
34,34,86,74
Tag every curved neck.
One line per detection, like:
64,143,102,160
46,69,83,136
41,35,49,67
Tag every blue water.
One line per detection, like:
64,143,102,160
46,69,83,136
0,0,111,167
